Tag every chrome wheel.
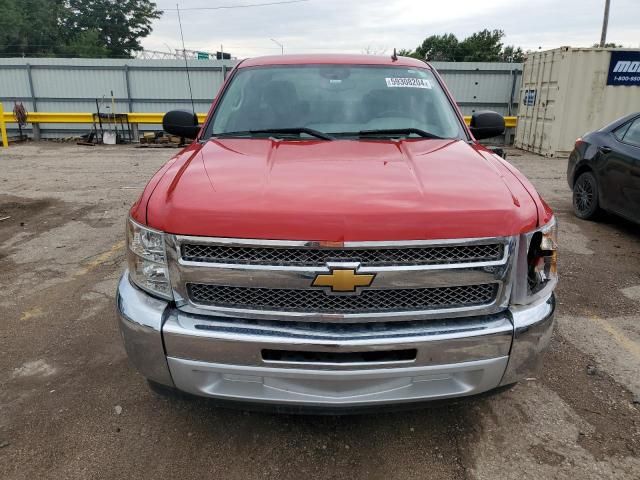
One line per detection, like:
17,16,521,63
573,172,600,220
575,178,594,212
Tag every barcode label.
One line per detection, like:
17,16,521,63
385,77,432,89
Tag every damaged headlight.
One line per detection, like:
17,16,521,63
127,218,172,299
513,217,558,305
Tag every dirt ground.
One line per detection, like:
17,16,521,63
0,143,638,480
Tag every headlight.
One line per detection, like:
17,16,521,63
513,217,558,305
127,218,172,299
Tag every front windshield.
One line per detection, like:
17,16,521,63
208,65,465,139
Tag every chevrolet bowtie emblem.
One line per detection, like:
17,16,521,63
312,268,375,293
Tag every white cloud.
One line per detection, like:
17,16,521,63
146,0,640,57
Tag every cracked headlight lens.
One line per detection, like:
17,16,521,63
127,218,172,299
513,217,558,305
527,220,558,296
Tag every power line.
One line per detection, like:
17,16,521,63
162,0,308,11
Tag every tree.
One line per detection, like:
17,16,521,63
362,45,388,55
403,30,525,63
0,0,162,58
0,0,67,56
414,33,459,61
500,45,525,63
592,42,623,48
397,48,417,58
458,29,504,61
61,29,110,57
63,0,162,57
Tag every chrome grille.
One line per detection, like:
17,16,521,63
187,283,498,314
181,243,503,266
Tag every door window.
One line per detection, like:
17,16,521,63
620,117,640,147
613,122,631,141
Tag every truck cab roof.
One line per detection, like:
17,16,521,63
239,54,432,69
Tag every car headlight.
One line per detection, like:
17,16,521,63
512,217,558,305
127,218,172,299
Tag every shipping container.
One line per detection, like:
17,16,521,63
514,47,640,157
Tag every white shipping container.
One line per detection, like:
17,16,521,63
514,47,640,157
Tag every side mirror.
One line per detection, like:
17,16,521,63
162,110,200,139
469,110,505,140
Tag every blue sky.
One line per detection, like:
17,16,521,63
146,0,640,57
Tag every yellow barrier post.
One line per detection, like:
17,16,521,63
0,102,8,148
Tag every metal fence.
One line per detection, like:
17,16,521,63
431,62,522,117
0,58,521,138
0,58,236,137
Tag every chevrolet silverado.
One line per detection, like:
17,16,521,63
116,54,557,409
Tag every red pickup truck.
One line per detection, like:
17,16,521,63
117,54,557,410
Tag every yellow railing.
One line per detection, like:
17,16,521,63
501,117,518,128
126,113,208,124
0,111,207,125
0,103,9,148
0,108,516,147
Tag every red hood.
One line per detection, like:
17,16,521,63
144,138,540,241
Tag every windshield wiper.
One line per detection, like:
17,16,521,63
357,128,442,139
214,127,334,141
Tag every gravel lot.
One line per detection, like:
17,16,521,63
0,143,638,480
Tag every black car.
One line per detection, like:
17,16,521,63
567,112,640,223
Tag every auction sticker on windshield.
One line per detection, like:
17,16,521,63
385,77,432,88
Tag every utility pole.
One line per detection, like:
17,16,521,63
599,0,611,47
271,38,284,55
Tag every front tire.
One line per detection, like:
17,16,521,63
573,171,602,220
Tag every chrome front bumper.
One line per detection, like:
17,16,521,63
116,273,555,407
